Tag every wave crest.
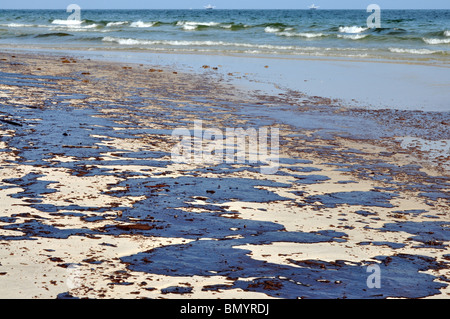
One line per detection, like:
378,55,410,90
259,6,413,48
278,31,324,38
337,34,368,40
52,19,83,26
423,38,450,45
389,48,438,55
5,23,35,28
130,21,157,28
176,21,220,30
264,26,281,33
338,26,368,34
106,21,129,27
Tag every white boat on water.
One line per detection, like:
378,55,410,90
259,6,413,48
308,4,320,10
204,4,216,10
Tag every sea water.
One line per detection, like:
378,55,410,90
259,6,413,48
0,9,448,62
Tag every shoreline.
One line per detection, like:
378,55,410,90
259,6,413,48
2,47,449,169
0,50,449,299
1,45,449,111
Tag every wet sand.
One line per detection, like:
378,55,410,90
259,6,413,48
0,51,449,299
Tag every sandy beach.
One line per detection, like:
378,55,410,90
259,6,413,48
0,50,449,299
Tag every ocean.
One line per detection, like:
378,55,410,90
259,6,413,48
0,9,449,62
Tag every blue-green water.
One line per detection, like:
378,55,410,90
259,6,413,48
0,9,449,61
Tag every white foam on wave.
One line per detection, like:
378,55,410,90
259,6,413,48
52,19,83,26
423,38,450,45
262,26,324,38
177,21,220,31
337,34,368,40
102,36,311,51
5,23,34,27
51,19,99,31
80,24,98,29
106,21,129,27
183,25,198,31
338,26,368,34
103,36,228,46
103,37,142,45
52,24,98,32
445,30,450,37
389,48,438,55
278,31,324,38
264,26,280,33
130,21,156,28
101,36,379,58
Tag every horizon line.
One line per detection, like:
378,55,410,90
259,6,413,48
1,8,449,10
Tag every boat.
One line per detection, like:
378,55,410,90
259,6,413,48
308,4,320,10
204,4,216,10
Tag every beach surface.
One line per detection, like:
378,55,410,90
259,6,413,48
0,51,449,299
